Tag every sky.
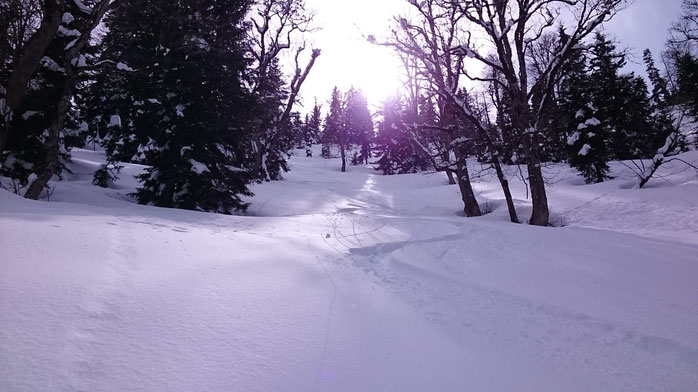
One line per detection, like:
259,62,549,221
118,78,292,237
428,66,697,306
298,0,685,112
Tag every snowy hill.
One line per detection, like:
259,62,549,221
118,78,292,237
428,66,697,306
1,148,697,391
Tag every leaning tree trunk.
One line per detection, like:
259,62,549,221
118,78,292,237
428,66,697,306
0,0,64,160
491,156,519,223
24,72,77,200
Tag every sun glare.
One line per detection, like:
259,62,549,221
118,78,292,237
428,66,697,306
348,47,404,106
302,0,407,108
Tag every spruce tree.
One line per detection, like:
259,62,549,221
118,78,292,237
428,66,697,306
677,53,698,115
344,88,373,165
321,87,344,166
588,33,653,160
85,0,256,213
558,37,611,183
304,103,321,157
375,96,405,174
567,107,612,183
588,33,626,159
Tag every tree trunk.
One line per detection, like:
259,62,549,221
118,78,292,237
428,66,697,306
0,0,64,160
453,147,481,217
442,151,456,184
340,141,346,172
523,133,549,226
25,73,76,200
25,0,114,199
445,168,456,185
251,140,266,180
491,157,519,223
511,93,549,226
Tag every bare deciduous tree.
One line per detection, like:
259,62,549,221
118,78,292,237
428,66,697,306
377,0,484,217
669,0,698,51
377,0,626,225
448,0,627,226
247,0,320,180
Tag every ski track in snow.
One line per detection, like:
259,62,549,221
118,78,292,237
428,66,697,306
1,148,697,391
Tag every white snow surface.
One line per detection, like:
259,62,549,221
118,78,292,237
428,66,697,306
1,147,697,391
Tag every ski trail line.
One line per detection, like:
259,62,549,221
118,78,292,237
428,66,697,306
308,237,338,392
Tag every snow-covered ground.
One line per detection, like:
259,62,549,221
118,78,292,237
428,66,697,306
1,148,697,391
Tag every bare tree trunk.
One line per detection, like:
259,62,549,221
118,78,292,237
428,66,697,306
340,138,346,173
453,147,481,217
0,0,64,159
523,133,549,226
491,157,518,223
445,169,456,185
512,95,549,226
442,151,456,184
251,140,266,180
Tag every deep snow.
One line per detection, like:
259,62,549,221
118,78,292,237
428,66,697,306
1,147,697,391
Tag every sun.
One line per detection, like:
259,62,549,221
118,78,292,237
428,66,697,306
350,47,404,105
301,0,407,108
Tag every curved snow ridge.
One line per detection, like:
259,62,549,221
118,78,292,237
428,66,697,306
335,213,698,391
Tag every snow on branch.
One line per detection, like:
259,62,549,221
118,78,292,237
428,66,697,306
72,0,93,15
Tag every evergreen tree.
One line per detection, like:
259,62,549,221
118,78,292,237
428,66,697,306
677,53,698,119
588,33,653,160
567,106,612,183
557,36,611,182
304,102,321,157
643,49,683,155
344,88,373,165
588,33,626,159
321,87,344,167
375,96,406,174
85,0,256,213
374,95,432,175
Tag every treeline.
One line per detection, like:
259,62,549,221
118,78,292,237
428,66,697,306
362,0,698,226
0,0,319,212
373,33,687,183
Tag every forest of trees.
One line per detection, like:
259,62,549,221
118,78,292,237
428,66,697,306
2,0,698,224
0,0,319,212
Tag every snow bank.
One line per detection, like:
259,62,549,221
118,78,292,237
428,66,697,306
1,148,697,391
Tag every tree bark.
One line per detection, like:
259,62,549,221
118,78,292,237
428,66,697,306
340,138,346,173
523,132,549,226
491,157,519,223
445,169,456,185
251,139,266,180
453,146,481,217
511,93,549,226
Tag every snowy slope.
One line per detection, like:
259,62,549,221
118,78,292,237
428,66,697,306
1,148,697,391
